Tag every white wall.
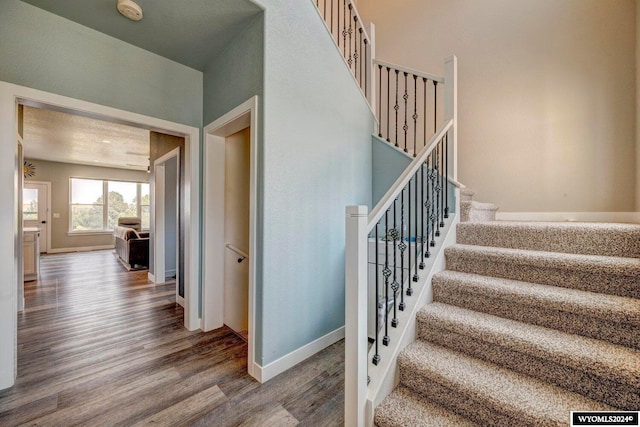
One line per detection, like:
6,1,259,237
359,0,637,212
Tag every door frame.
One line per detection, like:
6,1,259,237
23,180,52,254
0,81,201,390
152,148,181,305
202,96,258,380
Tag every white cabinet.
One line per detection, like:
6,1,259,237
24,227,40,281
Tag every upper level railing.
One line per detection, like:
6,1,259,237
374,59,444,157
314,0,372,101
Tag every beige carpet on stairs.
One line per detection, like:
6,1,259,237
374,220,640,427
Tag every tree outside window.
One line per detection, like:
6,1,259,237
70,178,149,232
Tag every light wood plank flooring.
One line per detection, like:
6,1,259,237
0,250,344,426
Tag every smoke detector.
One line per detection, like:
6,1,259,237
117,0,143,21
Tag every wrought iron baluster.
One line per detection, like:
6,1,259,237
394,70,399,147
419,163,425,269
412,170,419,284
373,223,380,365
425,154,432,255
347,4,353,69
445,133,449,219
430,151,436,247
412,75,417,156
342,1,347,57
440,136,445,228
407,177,412,293
353,16,362,75
433,81,438,133
364,37,368,96
435,138,442,237
399,188,406,311
383,210,390,346
378,65,382,137
403,72,408,153
386,67,391,143
356,27,362,84
391,198,399,328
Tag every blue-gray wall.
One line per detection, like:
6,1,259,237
203,14,264,126
372,135,412,206
0,0,203,127
252,0,375,366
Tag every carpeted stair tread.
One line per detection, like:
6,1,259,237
432,270,640,348
457,221,640,258
399,341,613,426
374,385,478,427
417,303,640,389
445,244,640,298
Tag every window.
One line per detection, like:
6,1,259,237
70,178,150,232
22,188,38,221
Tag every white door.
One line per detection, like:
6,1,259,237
23,182,49,253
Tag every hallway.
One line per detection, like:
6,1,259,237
0,250,344,426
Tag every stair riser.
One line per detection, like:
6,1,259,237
417,323,640,410
432,283,640,349
397,360,561,427
456,224,640,258
446,254,639,299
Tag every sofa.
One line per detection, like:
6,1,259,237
113,217,149,269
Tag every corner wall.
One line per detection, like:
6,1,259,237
358,0,636,213
251,0,375,368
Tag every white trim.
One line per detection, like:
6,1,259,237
254,326,346,384
0,81,201,389
176,295,185,308
23,180,52,253
47,244,114,254
147,272,156,282
495,211,640,224
202,96,259,381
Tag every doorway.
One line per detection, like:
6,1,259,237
202,96,258,380
0,82,201,390
22,181,51,254
153,148,181,305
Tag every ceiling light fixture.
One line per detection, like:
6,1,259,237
102,140,112,144
117,0,143,21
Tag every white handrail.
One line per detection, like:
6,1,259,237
373,59,445,84
368,119,453,229
225,243,248,261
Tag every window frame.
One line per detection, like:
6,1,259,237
68,177,150,234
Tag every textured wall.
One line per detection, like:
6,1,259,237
359,0,636,213
251,0,375,366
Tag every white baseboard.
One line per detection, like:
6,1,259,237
165,269,176,278
253,326,345,383
147,272,155,282
47,245,114,254
176,295,184,307
496,211,640,224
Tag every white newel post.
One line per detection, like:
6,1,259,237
345,205,369,427
365,22,376,109
445,55,458,181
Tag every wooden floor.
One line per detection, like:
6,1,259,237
0,250,344,426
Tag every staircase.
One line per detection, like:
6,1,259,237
375,216,640,425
